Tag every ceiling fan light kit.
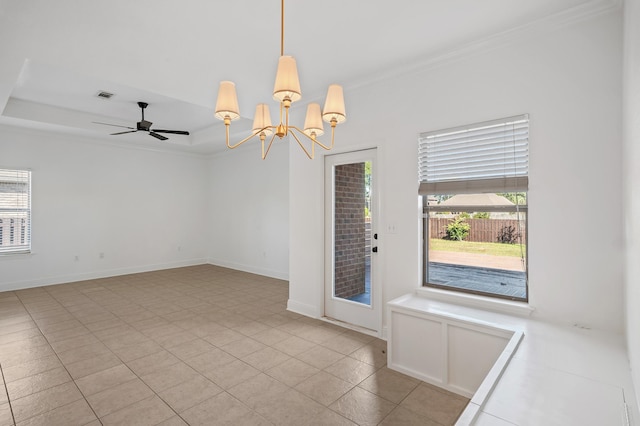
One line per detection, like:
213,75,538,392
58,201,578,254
95,101,190,141
214,0,346,159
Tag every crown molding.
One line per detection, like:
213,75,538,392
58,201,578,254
345,0,623,93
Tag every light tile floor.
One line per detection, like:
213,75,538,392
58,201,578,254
0,265,468,425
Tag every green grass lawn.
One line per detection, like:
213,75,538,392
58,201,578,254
430,239,525,257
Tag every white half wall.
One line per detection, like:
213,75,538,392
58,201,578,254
289,10,624,332
0,125,209,291
623,0,640,414
207,142,289,280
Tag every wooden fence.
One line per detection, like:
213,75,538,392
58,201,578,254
429,218,526,244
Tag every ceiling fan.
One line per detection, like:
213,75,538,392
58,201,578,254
93,102,190,141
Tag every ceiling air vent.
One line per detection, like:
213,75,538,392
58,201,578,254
96,91,114,100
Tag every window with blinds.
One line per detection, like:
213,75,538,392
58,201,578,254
0,169,31,254
419,114,529,195
419,115,529,301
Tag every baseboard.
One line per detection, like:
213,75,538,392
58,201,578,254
320,317,383,339
207,258,288,281
0,258,208,292
630,369,640,426
287,298,321,318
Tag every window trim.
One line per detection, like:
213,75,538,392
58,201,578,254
0,168,32,255
422,197,528,302
418,114,529,301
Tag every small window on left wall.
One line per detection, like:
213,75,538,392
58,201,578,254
0,169,31,254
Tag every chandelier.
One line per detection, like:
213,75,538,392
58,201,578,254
213,0,347,159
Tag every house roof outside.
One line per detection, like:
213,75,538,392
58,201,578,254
439,193,514,207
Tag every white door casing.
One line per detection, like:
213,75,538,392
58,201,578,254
324,148,380,333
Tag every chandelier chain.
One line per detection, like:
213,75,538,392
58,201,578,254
280,0,285,56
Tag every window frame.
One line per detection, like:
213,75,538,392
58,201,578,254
418,115,529,301
0,168,32,255
422,196,528,301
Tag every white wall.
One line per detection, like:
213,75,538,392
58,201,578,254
207,142,289,280
0,5,626,341
623,0,640,413
0,125,209,290
289,10,624,333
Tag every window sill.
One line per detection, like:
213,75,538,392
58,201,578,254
0,251,34,259
415,286,534,317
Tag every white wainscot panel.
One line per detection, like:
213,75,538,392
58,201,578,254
388,294,515,398
448,324,510,396
390,310,443,383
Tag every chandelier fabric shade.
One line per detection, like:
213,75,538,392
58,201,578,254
303,103,325,138
252,104,273,136
214,81,240,121
322,84,347,124
213,0,346,159
273,56,302,103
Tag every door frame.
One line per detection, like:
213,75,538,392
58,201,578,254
323,147,382,335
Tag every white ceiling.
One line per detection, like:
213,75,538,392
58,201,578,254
0,0,609,155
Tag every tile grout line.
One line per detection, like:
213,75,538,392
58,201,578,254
41,280,260,425
246,331,391,424
18,295,328,424
119,278,298,424
38,284,190,425
58,284,207,423
0,357,17,426
3,266,458,426
11,290,104,426
3,269,275,424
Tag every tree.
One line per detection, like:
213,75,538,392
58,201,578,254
498,192,527,205
434,194,453,203
445,217,470,241
364,161,372,218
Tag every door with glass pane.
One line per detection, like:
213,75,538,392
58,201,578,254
324,149,379,332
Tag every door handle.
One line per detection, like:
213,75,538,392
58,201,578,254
372,247,378,253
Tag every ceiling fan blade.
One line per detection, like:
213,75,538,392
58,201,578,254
110,130,138,136
151,129,190,135
149,132,168,141
93,121,135,130
95,104,186,141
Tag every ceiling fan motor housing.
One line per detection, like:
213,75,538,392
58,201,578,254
137,120,152,131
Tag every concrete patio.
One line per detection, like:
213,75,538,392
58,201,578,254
345,251,527,304
427,249,527,299
428,262,527,299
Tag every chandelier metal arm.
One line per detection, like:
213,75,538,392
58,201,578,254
285,104,289,135
262,133,278,159
289,123,336,151
223,120,337,160
288,128,314,159
225,123,275,150
287,124,337,160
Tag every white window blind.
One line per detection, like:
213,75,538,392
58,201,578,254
419,114,529,195
0,169,31,254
